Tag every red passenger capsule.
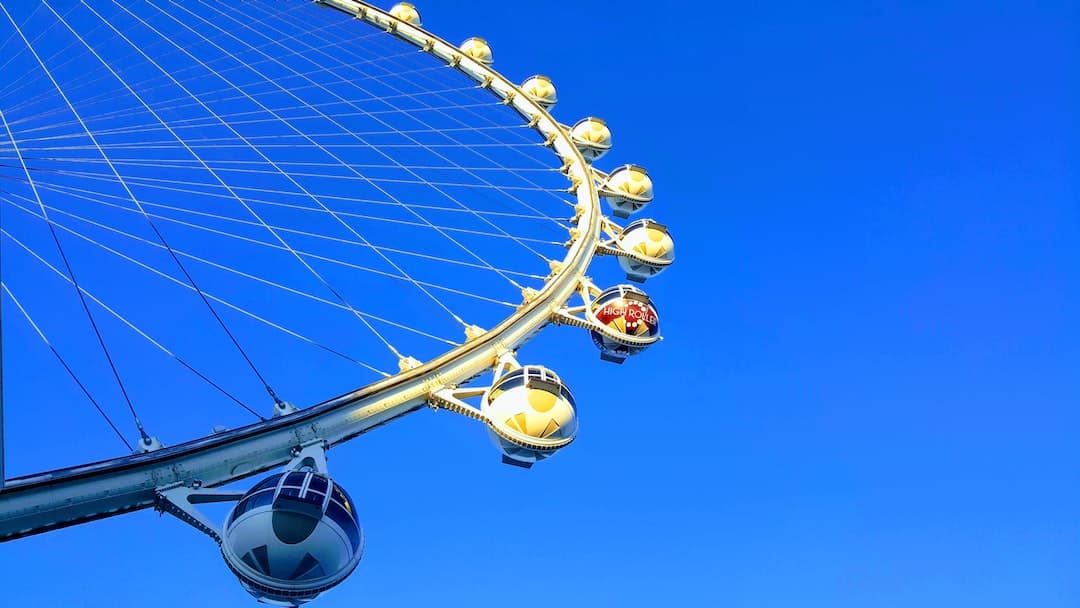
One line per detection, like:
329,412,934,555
589,285,661,363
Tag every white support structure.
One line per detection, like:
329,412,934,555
156,485,245,543
0,0,603,541
154,440,329,544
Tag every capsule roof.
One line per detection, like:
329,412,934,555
489,365,575,408
388,2,421,25
459,37,493,64
623,218,669,233
520,75,558,108
595,283,652,305
611,163,647,175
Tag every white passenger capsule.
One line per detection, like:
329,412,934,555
520,75,558,109
459,37,493,64
602,164,653,218
482,366,578,468
589,284,661,363
616,219,675,282
221,471,363,605
388,2,420,25
570,117,611,162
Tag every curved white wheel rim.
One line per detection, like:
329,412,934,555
0,0,603,541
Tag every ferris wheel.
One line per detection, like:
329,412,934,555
0,1,675,605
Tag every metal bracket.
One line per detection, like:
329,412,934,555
155,484,243,544
464,324,487,342
273,400,299,418
287,440,330,474
427,388,486,422
136,435,165,454
398,355,423,372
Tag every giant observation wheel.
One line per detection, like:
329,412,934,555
0,1,675,604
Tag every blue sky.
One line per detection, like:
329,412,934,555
1,1,1077,606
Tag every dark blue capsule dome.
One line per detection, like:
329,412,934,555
221,471,363,605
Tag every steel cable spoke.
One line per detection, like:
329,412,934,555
0,280,134,451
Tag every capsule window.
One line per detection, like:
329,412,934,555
625,219,666,234
504,368,526,380
330,485,354,514
559,386,577,408
325,501,361,551
330,485,346,507
229,489,275,524
491,373,526,394
229,499,249,525
521,366,562,386
284,472,307,487
491,367,571,407
250,473,284,493
247,489,274,511
301,489,324,506
594,291,621,306
525,377,575,410
533,367,562,385
494,368,525,386
308,475,329,494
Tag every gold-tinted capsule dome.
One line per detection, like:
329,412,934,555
616,219,675,281
459,37,493,64
603,165,653,218
520,75,557,108
570,117,611,162
572,117,610,144
606,165,653,201
388,2,420,25
482,366,578,466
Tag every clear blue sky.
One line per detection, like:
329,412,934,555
1,1,1077,606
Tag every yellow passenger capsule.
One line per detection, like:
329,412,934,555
616,219,675,282
520,75,558,109
459,37,493,64
602,164,654,217
482,366,578,468
388,2,420,25
569,117,611,162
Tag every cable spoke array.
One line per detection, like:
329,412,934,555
0,0,578,472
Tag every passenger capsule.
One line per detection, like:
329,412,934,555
221,471,363,605
570,117,611,162
482,366,578,468
602,164,653,218
388,2,421,25
616,219,675,282
459,37,493,64
520,75,558,109
589,285,661,363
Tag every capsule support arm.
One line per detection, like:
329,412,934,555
155,484,238,543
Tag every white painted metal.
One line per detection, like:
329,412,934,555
0,0,602,541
